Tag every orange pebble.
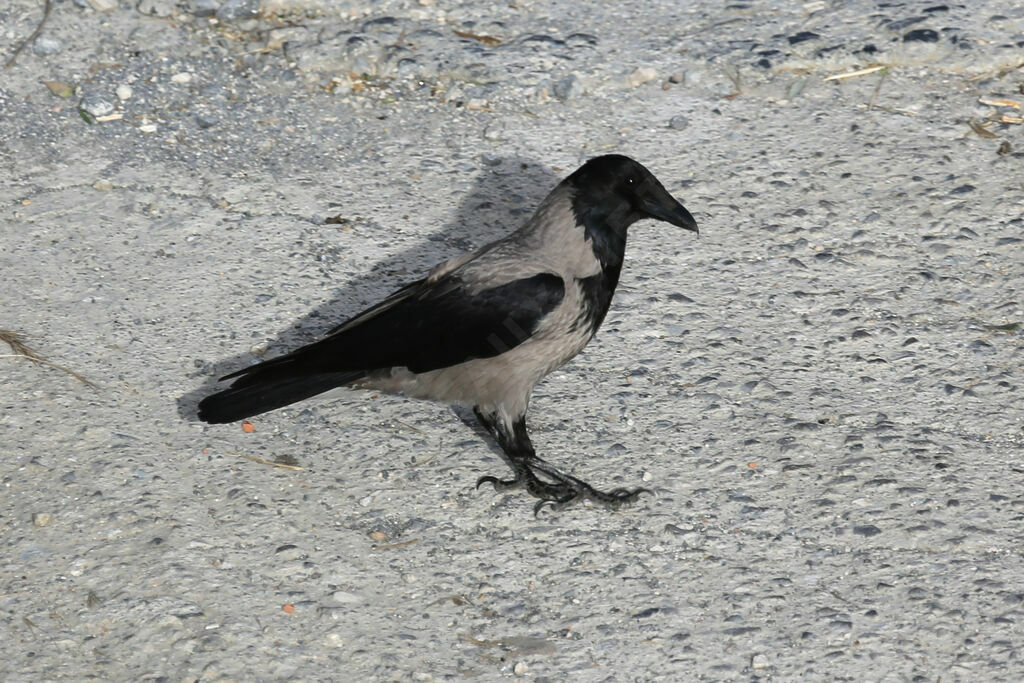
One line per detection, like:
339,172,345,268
241,420,255,433
282,603,294,614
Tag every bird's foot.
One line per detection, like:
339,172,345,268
477,461,651,515
531,481,651,515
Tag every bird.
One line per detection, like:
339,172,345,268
198,154,699,513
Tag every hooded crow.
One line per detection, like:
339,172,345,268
198,155,699,513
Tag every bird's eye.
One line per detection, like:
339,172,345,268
626,175,637,185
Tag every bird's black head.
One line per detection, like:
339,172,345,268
566,155,698,267
568,154,698,233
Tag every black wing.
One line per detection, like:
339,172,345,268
198,272,564,423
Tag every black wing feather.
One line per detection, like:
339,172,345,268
333,272,565,373
198,272,564,423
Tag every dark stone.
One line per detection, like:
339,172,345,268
904,29,940,43
788,31,819,45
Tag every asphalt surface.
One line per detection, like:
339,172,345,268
2,0,1024,680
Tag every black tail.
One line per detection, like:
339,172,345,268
197,367,363,424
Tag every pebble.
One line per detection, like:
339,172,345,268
752,654,769,669
189,0,219,16
79,94,115,118
137,0,177,17
32,37,62,56
116,84,133,101
171,72,193,84
93,180,113,191
195,112,218,129
331,590,362,604
904,29,939,43
627,67,657,88
553,74,584,100
87,0,118,10
669,114,690,130
482,121,505,141
216,0,259,22
513,662,528,675
32,513,53,527
788,31,819,45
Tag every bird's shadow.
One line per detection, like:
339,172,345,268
176,156,561,441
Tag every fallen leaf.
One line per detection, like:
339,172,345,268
43,81,74,98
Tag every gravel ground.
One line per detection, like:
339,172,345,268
2,0,1024,680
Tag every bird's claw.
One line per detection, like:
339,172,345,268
475,474,522,491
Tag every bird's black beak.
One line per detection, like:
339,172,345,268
640,193,699,234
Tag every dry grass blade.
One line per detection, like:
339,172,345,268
979,96,1020,108
371,538,421,550
229,451,306,470
823,65,886,81
0,329,97,388
0,329,38,358
968,119,999,139
452,29,501,46
868,69,889,109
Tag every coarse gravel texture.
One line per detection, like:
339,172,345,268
2,0,1024,680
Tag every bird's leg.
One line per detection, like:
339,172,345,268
472,407,534,490
474,408,650,513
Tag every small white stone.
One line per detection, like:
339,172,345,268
325,632,344,648
171,72,193,84
752,653,769,669
331,590,361,604
116,84,133,101
32,513,53,527
513,662,527,675
627,67,657,88
482,121,505,141
642,471,653,482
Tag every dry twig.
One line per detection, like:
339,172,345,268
5,0,53,69
0,329,97,387
229,451,305,470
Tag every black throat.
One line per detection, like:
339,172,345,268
570,197,633,336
